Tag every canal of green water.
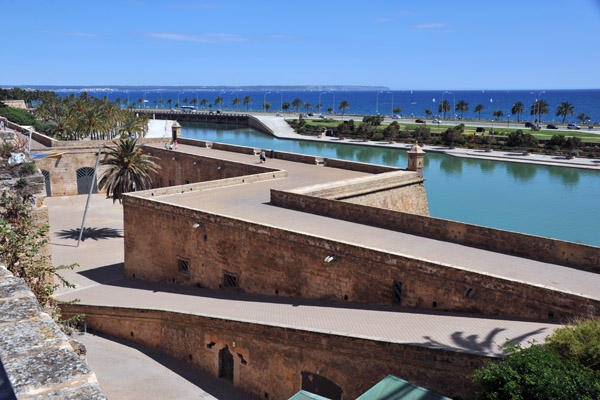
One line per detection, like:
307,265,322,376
182,122,600,247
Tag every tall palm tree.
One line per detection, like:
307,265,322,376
455,100,469,120
338,100,349,120
214,96,224,110
183,98,189,106
530,100,549,123
511,101,524,122
264,102,271,112
556,102,575,124
243,96,252,111
152,100,157,108
167,99,172,108
159,98,165,109
190,98,198,108
200,98,208,109
493,110,504,120
425,109,432,118
304,103,312,113
119,114,149,138
292,98,302,112
438,100,451,119
282,102,290,112
316,103,322,113
98,138,159,203
232,97,241,111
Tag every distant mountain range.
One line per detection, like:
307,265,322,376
3,85,389,92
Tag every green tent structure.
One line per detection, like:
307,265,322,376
289,375,452,400
356,375,451,400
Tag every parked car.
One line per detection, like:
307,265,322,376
475,127,485,133
524,122,534,127
415,119,425,123
275,113,283,117
546,124,559,129
319,115,327,119
432,119,441,124
308,113,314,116
301,114,308,118
392,115,400,119
567,123,580,130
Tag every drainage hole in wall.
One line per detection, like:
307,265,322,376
238,353,247,365
432,301,437,308
207,342,216,349
130,331,134,337
344,295,348,301
264,393,269,399
275,289,279,295
548,311,555,318
224,273,238,288
189,354,193,360
464,288,475,298
132,273,135,278
204,235,207,241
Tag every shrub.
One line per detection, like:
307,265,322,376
473,341,600,400
441,124,465,146
383,121,399,140
0,107,36,125
19,161,37,175
16,178,27,188
362,115,384,126
0,139,14,158
506,130,538,147
547,134,567,149
336,120,356,137
371,132,384,141
566,136,582,149
412,126,431,141
546,319,600,370
357,123,375,140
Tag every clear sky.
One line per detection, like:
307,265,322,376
2,0,599,89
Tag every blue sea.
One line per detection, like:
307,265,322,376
57,89,600,123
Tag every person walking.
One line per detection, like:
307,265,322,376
259,150,266,163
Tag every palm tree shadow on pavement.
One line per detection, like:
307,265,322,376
55,227,123,241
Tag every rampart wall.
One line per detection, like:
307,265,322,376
62,304,487,400
122,195,600,322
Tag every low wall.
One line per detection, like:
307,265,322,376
323,158,399,173
143,146,283,190
270,189,600,273
122,195,600,322
0,266,106,399
62,304,487,400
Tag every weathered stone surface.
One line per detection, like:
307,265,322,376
29,383,107,400
0,297,42,324
0,318,67,358
0,278,33,300
3,348,92,395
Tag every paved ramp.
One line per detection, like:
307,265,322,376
252,115,305,139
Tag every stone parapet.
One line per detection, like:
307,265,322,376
0,265,106,399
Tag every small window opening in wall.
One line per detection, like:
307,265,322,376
344,295,348,301
207,342,216,349
275,289,279,296
132,273,135,278
224,273,238,288
178,259,189,274
168,179,172,186
432,301,437,308
464,288,475,298
130,331,134,337
393,281,402,305
203,235,207,241
185,180,190,184
264,393,269,399
548,310,555,318
237,353,247,365
189,354,193,360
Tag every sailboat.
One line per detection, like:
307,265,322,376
410,90,417,105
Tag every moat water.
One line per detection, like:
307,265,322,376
181,122,600,247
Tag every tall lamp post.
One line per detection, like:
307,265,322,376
376,91,383,115
507,114,511,128
177,91,184,108
319,92,328,114
143,91,149,108
530,91,546,124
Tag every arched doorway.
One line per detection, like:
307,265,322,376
218,346,234,382
41,169,51,197
76,167,97,195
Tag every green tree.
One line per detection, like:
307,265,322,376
493,110,504,120
304,103,311,113
511,101,524,122
159,98,164,108
167,99,172,108
383,121,399,140
473,341,600,400
577,112,590,123
190,98,198,108
292,98,302,112
392,107,402,115
327,107,333,113
243,96,252,111
183,98,189,106
119,114,149,138
200,98,208,109
264,102,271,111
425,109,432,118
282,102,290,112
232,97,241,111
474,104,484,121
316,103,322,113
214,96,224,110
530,99,549,123
438,100,451,119
98,138,159,203
441,124,465,146
556,101,575,124
338,100,349,119
455,100,469,120
546,319,600,370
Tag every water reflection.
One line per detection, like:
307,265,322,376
439,155,463,176
506,162,538,183
547,166,580,186
479,159,496,174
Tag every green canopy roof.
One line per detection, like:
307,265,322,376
356,375,451,400
288,390,333,400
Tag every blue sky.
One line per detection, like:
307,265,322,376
2,0,599,89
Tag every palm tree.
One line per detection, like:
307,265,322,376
511,102,524,122
493,110,504,120
292,98,302,112
304,103,312,113
183,98,189,106
316,103,322,113
455,100,469,120
530,100,549,123
175,101,180,108
473,104,484,121
577,112,590,123
115,97,122,105
556,102,575,124
338,100,349,120
425,109,432,118
98,138,159,203
190,98,198,108
119,114,148,138
438,100,451,119
159,98,164,109
137,98,143,108
243,96,252,111
282,102,290,112
200,98,208,109
232,97,241,111
214,96,224,110
264,102,271,112
152,100,157,108
167,99,172,108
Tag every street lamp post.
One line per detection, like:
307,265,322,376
143,91,149,108
376,91,383,115
530,90,546,124
177,91,184,108
507,114,511,128
319,92,328,114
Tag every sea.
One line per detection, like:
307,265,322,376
54,89,600,123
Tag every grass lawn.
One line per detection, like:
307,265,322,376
292,119,600,143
